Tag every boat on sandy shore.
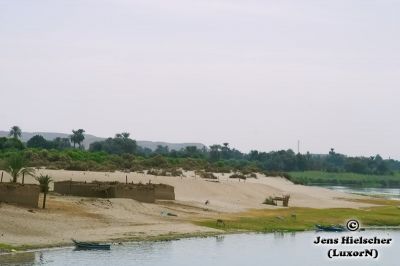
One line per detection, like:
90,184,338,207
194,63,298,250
315,224,346,232
72,239,111,250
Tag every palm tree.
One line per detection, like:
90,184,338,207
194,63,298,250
115,132,130,139
9,126,22,139
70,129,85,148
35,174,53,209
5,155,35,183
121,132,130,139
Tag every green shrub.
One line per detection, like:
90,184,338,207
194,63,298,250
263,196,277,206
196,170,217,179
229,173,246,180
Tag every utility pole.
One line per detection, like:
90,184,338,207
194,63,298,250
297,140,300,154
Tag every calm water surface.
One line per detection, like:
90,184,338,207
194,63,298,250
321,186,400,199
1,231,398,266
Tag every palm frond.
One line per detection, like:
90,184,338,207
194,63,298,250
35,174,53,193
21,167,36,177
5,154,34,183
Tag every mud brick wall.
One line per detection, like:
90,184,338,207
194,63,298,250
53,181,112,198
0,183,40,208
53,181,174,203
154,184,175,200
110,185,156,203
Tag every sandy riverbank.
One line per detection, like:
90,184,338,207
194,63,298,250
0,170,373,247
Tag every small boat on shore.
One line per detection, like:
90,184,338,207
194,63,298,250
72,239,111,250
315,224,346,232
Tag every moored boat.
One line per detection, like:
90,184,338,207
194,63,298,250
315,224,346,232
72,239,111,250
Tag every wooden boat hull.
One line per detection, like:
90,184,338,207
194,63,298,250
315,224,346,232
72,239,111,250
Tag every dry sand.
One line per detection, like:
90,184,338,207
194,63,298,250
0,170,373,247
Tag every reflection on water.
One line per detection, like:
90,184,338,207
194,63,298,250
215,235,225,243
1,231,398,266
0,252,35,265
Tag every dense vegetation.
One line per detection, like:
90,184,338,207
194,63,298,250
1,126,400,187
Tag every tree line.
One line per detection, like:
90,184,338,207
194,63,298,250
1,126,400,175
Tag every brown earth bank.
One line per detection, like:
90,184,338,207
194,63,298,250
0,170,374,248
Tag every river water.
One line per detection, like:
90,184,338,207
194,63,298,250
2,185,398,265
1,231,398,266
319,186,400,200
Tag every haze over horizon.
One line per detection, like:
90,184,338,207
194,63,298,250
1,1,399,159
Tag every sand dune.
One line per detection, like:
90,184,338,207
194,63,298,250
0,170,372,246
22,169,370,210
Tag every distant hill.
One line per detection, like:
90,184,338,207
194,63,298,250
0,131,206,151
134,140,206,151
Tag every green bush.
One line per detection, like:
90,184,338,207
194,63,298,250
229,173,246,180
196,170,217,179
263,196,277,206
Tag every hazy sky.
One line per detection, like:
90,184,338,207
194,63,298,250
1,0,399,158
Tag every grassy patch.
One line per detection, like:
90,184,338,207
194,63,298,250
110,232,222,243
0,243,35,252
0,243,18,252
288,171,400,187
195,205,400,233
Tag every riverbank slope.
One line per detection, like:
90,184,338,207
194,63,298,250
0,170,383,250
